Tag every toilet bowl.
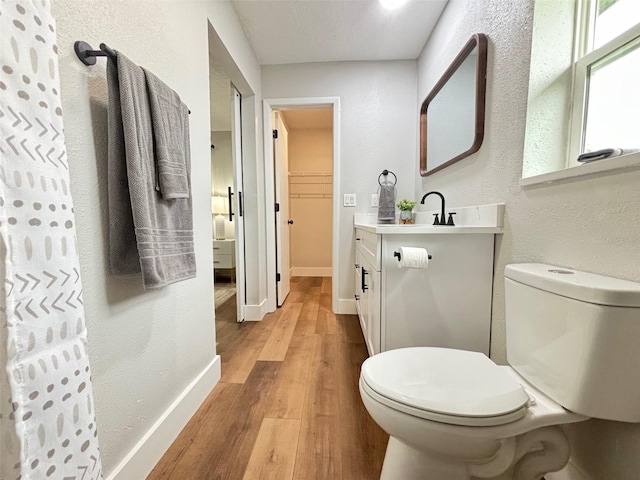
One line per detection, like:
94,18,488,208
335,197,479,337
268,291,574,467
360,264,640,480
360,348,585,480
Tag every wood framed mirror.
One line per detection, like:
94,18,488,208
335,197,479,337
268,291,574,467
420,33,488,176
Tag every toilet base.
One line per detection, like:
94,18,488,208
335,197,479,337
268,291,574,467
380,437,471,480
380,426,571,480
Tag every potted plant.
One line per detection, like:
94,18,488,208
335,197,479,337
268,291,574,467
396,199,417,224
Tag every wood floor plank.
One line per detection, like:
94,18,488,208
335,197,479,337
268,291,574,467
321,276,332,294
337,313,366,344
147,381,243,479
315,286,337,335
149,276,387,480
264,334,314,419
207,361,282,479
258,302,303,361
293,287,319,337
286,278,307,304
222,310,281,384
293,334,343,480
337,324,388,479
242,418,301,480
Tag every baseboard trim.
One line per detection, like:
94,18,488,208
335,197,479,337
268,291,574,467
337,298,357,315
106,356,221,480
244,299,268,321
291,267,332,277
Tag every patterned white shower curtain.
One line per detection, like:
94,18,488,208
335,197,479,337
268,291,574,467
0,0,103,478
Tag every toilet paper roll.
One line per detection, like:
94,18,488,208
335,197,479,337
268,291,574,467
397,246,429,269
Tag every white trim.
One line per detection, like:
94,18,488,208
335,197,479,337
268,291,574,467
521,151,640,187
263,97,341,313
244,299,268,321
337,298,357,315
568,18,640,165
291,267,332,277
107,356,221,480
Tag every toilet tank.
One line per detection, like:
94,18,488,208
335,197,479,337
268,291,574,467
505,263,640,422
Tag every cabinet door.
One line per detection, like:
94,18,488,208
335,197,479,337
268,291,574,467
367,267,381,355
354,249,362,317
359,257,369,352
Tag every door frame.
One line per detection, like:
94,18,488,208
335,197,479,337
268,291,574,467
208,21,254,321
263,97,341,313
230,85,246,321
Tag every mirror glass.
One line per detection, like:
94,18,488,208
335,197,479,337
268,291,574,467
420,34,488,176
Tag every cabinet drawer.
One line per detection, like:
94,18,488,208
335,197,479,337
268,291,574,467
355,229,381,271
213,254,234,269
213,240,234,255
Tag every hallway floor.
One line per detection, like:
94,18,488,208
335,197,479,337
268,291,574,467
148,277,388,479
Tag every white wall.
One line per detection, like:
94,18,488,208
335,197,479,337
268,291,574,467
262,61,418,305
416,0,640,477
53,0,262,476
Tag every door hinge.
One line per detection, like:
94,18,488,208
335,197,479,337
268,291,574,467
276,273,281,282
275,203,280,212
272,129,278,139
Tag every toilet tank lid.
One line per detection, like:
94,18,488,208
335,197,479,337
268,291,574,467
505,264,640,307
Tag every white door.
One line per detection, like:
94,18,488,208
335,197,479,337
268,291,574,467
231,86,246,322
273,112,291,306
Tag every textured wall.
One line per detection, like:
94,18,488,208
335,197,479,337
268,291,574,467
53,0,261,475
416,0,640,477
262,61,418,303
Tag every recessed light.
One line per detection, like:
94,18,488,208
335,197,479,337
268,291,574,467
379,0,409,10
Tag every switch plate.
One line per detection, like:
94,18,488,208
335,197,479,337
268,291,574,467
343,194,356,207
371,194,379,207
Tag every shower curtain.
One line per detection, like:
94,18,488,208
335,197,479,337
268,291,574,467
1,0,103,478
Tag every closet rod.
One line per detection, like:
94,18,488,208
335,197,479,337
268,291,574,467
74,41,191,114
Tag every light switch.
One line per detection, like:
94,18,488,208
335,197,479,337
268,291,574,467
343,194,356,207
371,194,379,207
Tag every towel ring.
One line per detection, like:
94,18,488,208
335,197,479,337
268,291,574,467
378,170,397,186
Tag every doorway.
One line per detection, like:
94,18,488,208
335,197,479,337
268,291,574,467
264,98,341,312
209,61,246,321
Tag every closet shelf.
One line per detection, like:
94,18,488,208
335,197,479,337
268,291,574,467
289,171,333,197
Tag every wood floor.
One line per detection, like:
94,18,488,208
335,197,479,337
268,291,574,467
148,277,388,480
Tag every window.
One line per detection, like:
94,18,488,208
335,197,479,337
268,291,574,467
568,0,640,164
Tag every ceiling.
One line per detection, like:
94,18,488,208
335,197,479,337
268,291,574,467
280,107,333,130
230,0,449,65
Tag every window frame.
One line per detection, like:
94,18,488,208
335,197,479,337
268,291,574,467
567,0,640,166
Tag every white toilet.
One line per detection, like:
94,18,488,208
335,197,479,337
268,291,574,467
360,263,640,480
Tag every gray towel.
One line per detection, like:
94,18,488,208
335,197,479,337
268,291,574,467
107,52,196,289
143,68,190,199
377,184,396,224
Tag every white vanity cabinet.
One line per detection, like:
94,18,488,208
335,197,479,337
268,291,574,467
355,231,382,355
354,218,500,356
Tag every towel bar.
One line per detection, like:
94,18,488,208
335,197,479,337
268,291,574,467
74,41,116,66
74,41,191,114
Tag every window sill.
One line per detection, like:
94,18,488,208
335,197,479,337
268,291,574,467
520,151,640,187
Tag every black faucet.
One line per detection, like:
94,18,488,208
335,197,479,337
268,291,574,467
420,191,447,226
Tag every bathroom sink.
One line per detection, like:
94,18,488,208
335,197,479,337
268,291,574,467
353,203,504,235
353,224,501,234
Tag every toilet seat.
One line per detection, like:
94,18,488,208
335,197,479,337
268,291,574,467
361,347,531,427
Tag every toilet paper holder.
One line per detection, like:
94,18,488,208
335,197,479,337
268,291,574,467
394,251,432,261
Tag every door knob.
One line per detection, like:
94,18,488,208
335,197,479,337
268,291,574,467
287,219,294,225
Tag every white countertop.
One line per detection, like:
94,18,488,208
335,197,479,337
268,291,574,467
353,203,504,234
354,223,502,234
